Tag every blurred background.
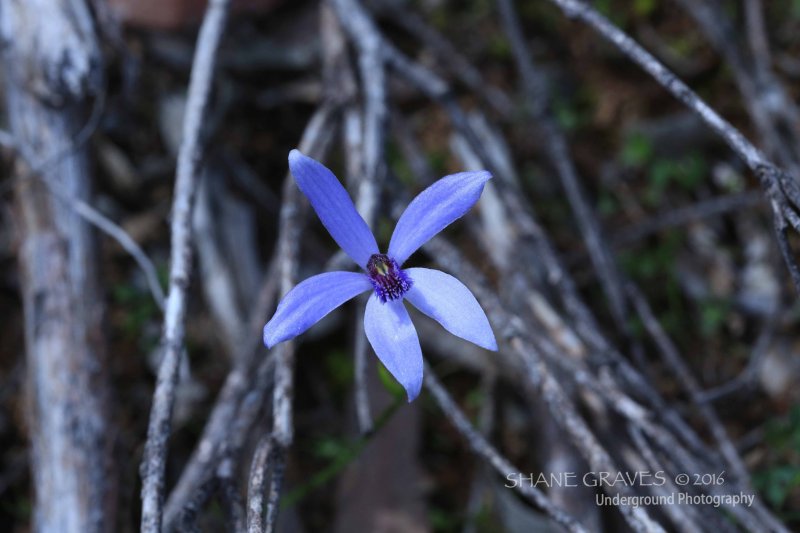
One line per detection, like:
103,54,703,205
2,0,800,531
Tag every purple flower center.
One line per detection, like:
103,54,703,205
366,253,412,303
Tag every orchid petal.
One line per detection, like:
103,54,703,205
263,271,372,348
289,150,379,268
404,268,497,351
364,295,423,402
388,171,492,265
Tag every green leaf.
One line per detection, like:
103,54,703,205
554,100,580,131
377,362,406,400
754,466,800,508
597,192,619,216
281,396,403,507
634,0,656,16
621,133,653,167
699,299,729,338
325,349,354,388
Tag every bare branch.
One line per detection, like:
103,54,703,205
217,456,246,533
245,104,339,532
347,2,772,526
626,283,750,484
2,0,116,530
246,435,273,533
383,4,514,116
424,364,589,533
547,0,762,168
497,0,630,331
696,321,774,403
51,184,166,309
176,476,218,533
2,135,167,310
263,340,295,533
140,1,230,531
744,0,772,71
162,105,337,531
330,0,392,436
544,0,800,291
611,191,764,248
353,310,374,434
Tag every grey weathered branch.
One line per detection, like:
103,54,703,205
611,191,764,248
497,0,630,332
1,0,116,531
2,138,166,310
140,1,230,531
52,184,166,309
382,3,514,116
246,435,273,533
339,0,781,527
164,105,336,530
424,365,589,533
544,0,800,292
325,0,387,434
697,321,774,403
244,106,337,533
217,456,246,533
260,170,304,531
0,44,163,312
674,0,800,172
626,284,750,484
744,0,772,73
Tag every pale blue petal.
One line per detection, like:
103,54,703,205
289,150,379,268
364,295,423,402
388,171,492,265
404,268,497,351
263,271,372,347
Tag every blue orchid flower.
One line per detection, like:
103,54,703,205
263,150,498,401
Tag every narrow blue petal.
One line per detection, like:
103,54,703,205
289,150,379,268
364,295,423,402
388,171,492,265
404,268,497,351
263,271,372,348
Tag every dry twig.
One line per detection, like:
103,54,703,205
544,0,800,293
497,0,630,332
424,364,588,533
140,1,230,531
164,105,336,530
245,106,338,533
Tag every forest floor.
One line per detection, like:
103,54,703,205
2,0,800,531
